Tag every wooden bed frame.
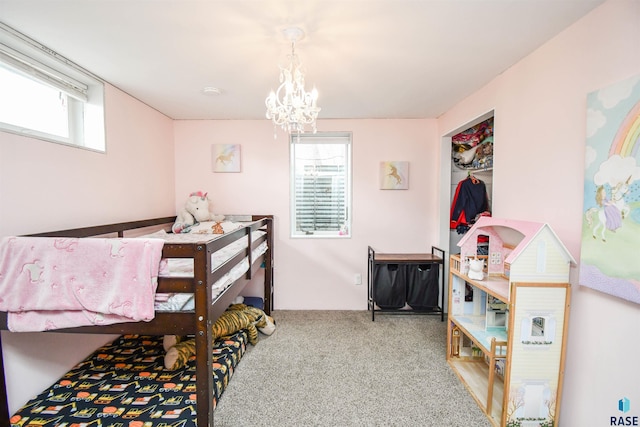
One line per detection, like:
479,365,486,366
0,215,274,427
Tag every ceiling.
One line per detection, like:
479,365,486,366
0,0,604,121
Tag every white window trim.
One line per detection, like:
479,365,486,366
290,131,353,238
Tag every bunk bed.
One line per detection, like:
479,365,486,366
0,215,274,427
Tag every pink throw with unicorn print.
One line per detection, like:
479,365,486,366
0,236,164,332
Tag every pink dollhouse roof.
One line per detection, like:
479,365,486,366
457,217,576,265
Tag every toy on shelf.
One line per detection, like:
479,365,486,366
467,258,485,280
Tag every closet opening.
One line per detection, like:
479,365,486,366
438,110,494,313
446,115,494,255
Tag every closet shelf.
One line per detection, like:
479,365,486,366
464,167,493,173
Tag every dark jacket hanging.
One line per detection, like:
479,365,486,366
450,176,489,233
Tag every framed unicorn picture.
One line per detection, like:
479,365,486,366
380,161,409,190
580,74,640,304
212,144,241,173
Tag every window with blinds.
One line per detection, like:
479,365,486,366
0,23,105,151
290,132,352,238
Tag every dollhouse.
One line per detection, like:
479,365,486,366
447,217,575,427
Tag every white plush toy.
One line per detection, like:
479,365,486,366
467,257,485,281
172,191,225,234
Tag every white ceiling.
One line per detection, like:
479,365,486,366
0,0,604,121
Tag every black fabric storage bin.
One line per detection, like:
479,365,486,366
372,263,406,309
406,264,439,310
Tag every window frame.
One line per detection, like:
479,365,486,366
0,23,105,152
289,132,353,239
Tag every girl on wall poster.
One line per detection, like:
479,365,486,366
581,74,640,304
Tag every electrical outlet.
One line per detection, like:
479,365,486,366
354,273,362,285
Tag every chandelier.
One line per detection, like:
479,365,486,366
265,27,320,137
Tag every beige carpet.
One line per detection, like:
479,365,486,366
214,310,492,427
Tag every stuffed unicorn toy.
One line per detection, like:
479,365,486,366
172,191,224,234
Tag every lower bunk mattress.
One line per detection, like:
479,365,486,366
9,331,248,427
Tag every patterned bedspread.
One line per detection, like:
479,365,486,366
10,332,248,426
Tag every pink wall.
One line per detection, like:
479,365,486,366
439,1,640,425
173,118,440,309
0,84,176,235
0,84,176,413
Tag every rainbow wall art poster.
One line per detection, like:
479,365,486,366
581,74,640,304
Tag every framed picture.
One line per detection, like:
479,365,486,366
212,144,241,173
380,161,409,190
580,74,640,304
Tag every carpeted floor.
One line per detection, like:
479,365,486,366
214,310,493,427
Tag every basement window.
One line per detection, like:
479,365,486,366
0,23,105,151
290,132,352,238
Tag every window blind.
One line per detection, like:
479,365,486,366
294,164,347,233
0,45,88,102
0,23,90,102
290,132,351,237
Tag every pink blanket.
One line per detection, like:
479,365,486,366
0,236,164,332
